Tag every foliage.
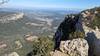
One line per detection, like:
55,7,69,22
83,7,100,29
69,31,85,39
89,14,100,29
27,37,54,56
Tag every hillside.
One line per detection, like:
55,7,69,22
81,7,100,29
0,10,67,56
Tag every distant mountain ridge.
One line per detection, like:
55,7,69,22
0,12,24,23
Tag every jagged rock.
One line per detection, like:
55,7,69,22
52,7,100,56
54,14,80,50
79,7,100,56
51,38,89,56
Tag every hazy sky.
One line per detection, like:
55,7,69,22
3,0,100,9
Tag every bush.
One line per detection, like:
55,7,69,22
90,15,100,29
84,7,100,29
27,37,54,56
69,31,85,39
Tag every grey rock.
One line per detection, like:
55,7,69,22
51,38,89,56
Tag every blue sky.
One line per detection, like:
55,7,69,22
3,0,100,9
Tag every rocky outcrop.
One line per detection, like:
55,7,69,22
81,7,100,56
51,38,89,56
53,7,100,56
83,25,100,56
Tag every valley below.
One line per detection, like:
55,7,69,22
0,8,80,56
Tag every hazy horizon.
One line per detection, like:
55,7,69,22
1,0,100,10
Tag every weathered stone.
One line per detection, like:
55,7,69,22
60,38,89,56
51,38,89,56
50,50,68,56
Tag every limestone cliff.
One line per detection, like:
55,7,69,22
52,7,100,56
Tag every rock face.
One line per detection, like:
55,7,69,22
51,38,89,56
93,39,100,56
53,7,100,56
81,7,100,56
53,14,80,50
83,25,100,56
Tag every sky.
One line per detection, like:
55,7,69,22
2,0,100,9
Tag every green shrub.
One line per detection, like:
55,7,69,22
28,37,54,56
90,15,100,29
84,7,100,29
69,31,85,39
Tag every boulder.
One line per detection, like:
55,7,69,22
51,38,89,56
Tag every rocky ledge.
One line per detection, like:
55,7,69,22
51,38,89,56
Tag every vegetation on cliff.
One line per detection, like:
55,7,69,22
27,37,54,56
82,7,100,29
